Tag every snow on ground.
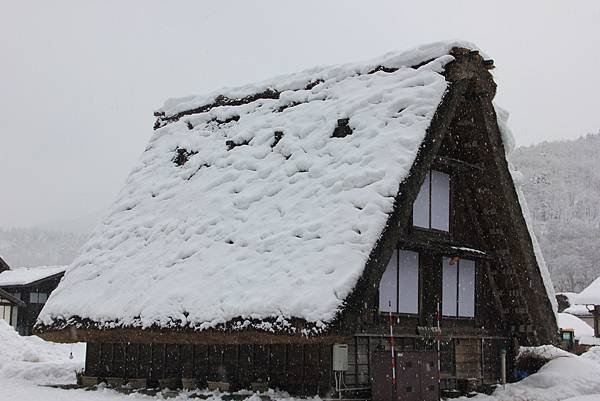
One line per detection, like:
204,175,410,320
463,347,600,401
0,320,85,385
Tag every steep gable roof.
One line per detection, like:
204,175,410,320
38,41,555,339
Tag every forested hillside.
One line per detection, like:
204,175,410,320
512,132,600,292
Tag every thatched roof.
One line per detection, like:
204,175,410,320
37,41,556,342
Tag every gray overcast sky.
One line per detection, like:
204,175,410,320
1,1,599,228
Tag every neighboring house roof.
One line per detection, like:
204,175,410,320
37,41,556,337
564,304,593,317
0,256,10,273
558,312,594,340
0,288,25,307
0,266,66,287
575,277,600,305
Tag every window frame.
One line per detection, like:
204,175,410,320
378,249,420,316
442,257,476,318
412,169,452,233
29,292,48,304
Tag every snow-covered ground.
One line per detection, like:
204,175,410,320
463,346,600,401
3,320,600,400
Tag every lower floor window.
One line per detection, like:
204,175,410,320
442,257,475,317
379,249,419,314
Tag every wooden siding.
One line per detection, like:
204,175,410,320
85,342,333,396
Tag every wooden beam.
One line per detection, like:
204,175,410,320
434,156,483,172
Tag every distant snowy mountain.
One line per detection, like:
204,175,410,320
0,210,104,268
512,131,600,292
0,227,87,268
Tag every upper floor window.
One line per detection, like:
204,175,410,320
29,292,48,304
442,257,475,317
413,170,450,232
379,250,419,314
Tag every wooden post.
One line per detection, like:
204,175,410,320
500,349,506,385
388,301,397,396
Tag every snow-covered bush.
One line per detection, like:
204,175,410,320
516,345,573,376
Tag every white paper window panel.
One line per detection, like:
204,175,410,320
442,257,458,316
10,306,17,327
412,172,430,228
398,250,419,314
1,305,10,321
431,170,450,231
458,259,476,317
379,250,398,312
29,292,47,304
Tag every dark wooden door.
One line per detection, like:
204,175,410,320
371,350,439,401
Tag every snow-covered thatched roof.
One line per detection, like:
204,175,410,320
39,41,556,336
558,312,594,340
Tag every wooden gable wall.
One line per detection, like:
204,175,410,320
336,50,557,347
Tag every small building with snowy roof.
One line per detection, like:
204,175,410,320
0,264,66,335
37,41,557,398
560,277,600,336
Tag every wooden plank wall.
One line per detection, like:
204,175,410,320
85,342,332,395
455,338,481,379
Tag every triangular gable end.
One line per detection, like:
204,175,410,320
337,49,557,346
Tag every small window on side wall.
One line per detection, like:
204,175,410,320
442,257,475,317
29,292,48,304
379,250,419,314
413,170,450,232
